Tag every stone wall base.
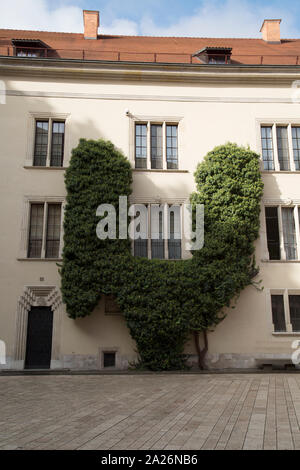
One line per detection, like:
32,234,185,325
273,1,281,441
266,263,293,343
187,353,299,370
1,353,299,371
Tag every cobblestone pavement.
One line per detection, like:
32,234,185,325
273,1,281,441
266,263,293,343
0,374,300,450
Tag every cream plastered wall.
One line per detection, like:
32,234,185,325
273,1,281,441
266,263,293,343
1,67,300,369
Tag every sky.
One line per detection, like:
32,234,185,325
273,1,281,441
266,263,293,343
1,0,300,38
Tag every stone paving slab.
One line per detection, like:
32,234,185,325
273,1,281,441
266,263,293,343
0,374,299,450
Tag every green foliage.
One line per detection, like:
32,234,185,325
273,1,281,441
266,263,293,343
61,139,263,370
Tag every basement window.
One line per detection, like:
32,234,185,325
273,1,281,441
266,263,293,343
103,352,116,368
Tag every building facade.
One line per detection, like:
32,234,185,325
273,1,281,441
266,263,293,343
0,12,300,370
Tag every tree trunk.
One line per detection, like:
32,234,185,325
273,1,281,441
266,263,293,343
193,330,208,370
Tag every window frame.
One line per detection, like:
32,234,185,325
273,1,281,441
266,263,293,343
131,203,183,260
269,289,300,333
19,197,65,261
259,122,300,172
25,113,69,169
264,204,300,262
131,117,181,170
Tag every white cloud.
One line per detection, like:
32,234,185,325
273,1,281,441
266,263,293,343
101,19,138,36
0,0,138,35
0,0,299,38
140,0,300,38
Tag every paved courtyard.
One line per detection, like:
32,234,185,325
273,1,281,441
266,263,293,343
0,373,300,450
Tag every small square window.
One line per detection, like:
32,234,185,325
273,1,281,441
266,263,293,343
103,352,116,368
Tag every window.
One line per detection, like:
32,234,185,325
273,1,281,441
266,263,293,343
133,204,182,260
105,295,122,315
265,206,300,261
33,119,65,167
260,124,300,171
103,352,116,368
135,124,147,169
193,47,232,65
135,122,179,170
271,295,286,332
261,126,274,170
289,295,300,332
28,203,62,259
12,39,47,58
270,292,300,333
265,207,280,260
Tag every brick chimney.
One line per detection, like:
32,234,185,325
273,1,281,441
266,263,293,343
83,10,99,39
260,19,281,43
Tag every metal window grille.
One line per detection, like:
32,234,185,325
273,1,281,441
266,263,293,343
271,295,286,332
276,126,290,171
50,121,65,167
135,124,147,169
292,127,300,171
282,207,297,260
261,126,274,170
150,124,163,169
28,204,44,258
45,204,62,258
33,121,49,166
288,295,300,332
166,125,178,169
265,207,281,260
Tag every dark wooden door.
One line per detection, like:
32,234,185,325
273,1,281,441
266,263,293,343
25,307,53,369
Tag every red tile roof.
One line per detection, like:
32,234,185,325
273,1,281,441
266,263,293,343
1,28,300,65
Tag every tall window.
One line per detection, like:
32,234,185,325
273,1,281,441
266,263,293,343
33,119,65,167
135,122,179,170
270,292,300,333
276,126,290,171
168,207,181,259
133,207,148,258
265,206,300,261
292,127,300,170
261,126,274,170
133,204,182,260
282,208,297,260
135,124,147,169
28,203,62,259
28,204,44,258
166,125,178,169
34,121,49,166
271,295,286,332
265,207,280,260
151,209,164,259
261,124,300,171
151,125,163,169
289,295,300,332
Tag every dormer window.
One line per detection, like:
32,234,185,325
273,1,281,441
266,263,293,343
12,39,48,58
193,47,232,65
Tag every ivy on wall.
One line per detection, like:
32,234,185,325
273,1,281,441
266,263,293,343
61,139,263,370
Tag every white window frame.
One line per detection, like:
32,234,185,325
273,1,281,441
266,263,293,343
258,120,300,172
25,112,70,168
18,196,65,260
129,115,182,170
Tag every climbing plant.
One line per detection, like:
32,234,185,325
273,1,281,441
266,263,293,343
61,139,263,370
